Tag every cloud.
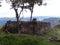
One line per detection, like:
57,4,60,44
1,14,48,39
32,0,60,17
0,0,60,17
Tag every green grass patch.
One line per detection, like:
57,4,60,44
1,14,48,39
0,33,60,45
0,26,60,45
0,34,41,45
0,26,3,29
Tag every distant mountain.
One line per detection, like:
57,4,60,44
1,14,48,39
0,17,16,26
0,16,50,26
21,16,51,21
0,16,60,27
42,17,60,27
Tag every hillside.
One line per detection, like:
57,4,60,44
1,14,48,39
0,16,50,26
0,18,16,26
43,17,60,27
0,17,60,27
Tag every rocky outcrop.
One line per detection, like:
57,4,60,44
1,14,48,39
3,20,51,35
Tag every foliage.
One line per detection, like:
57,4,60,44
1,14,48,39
6,0,44,21
6,0,43,8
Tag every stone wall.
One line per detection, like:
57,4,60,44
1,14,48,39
3,21,51,35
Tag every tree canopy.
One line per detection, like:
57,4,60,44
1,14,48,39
6,0,43,8
6,0,44,21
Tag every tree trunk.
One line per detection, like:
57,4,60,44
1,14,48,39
14,8,20,33
14,9,19,22
30,7,33,21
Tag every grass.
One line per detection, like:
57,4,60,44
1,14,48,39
0,26,3,29
0,26,60,45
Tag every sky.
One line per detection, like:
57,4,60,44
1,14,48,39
0,0,60,18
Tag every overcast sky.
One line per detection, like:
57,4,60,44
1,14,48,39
0,0,60,18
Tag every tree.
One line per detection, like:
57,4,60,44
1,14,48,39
6,0,46,33
6,0,22,33
6,0,20,22
24,0,43,21
6,0,44,21
19,0,43,21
